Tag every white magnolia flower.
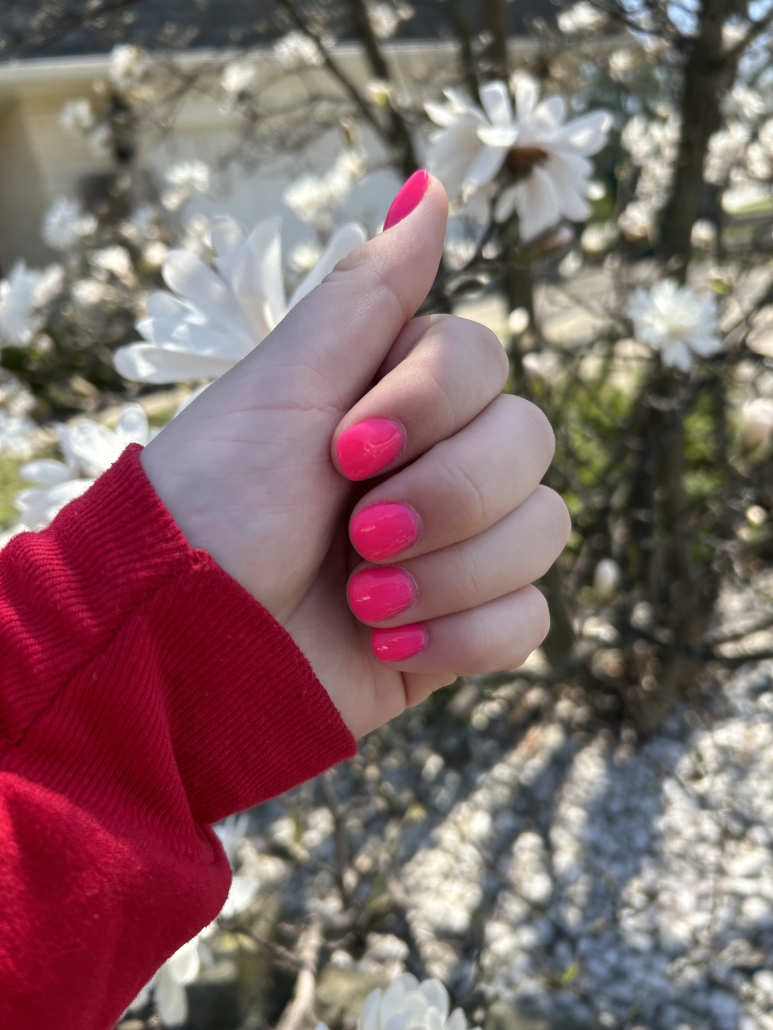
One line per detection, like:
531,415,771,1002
628,280,722,371
222,59,258,97
273,30,324,70
360,974,471,1030
368,2,400,39
162,160,212,212
620,111,680,219
0,262,45,345
425,77,611,240
747,120,773,179
581,220,617,255
558,1,607,33
608,48,636,81
618,198,655,242
594,557,621,598
214,813,251,866
43,197,97,251
705,122,749,185
0,407,36,458
110,44,152,90
91,245,135,284
114,216,366,385
288,241,323,274
283,151,366,225
0,263,62,344
59,98,95,134
128,936,201,1027
740,397,773,450
691,219,717,249
15,405,149,530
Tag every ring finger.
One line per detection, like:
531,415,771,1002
347,485,570,626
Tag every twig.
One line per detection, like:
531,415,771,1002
241,929,304,970
275,919,323,1030
322,772,352,908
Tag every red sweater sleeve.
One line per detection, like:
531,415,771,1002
0,443,357,1029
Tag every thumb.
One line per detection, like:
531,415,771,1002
249,171,448,408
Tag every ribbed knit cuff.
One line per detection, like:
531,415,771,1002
6,444,357,823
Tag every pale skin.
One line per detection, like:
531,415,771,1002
140,176,571,739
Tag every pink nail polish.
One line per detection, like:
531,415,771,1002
350,503,420,561
383,169,430,230
371,623,428,661
337,418,405,481
348,566,417,622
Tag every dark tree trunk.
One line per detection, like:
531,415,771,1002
659,0,734,279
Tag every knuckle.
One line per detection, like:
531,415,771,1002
446,459,488,532
453,544,485,603
442,315,510,386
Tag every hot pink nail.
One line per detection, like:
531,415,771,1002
371,623,428,661
337,418,405,481
383,169,430,230
350,503,420,561
348,566,417,622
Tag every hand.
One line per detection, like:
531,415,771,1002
140,174,570,738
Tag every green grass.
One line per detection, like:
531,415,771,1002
0,455,23,527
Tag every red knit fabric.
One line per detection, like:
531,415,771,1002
0,443,357,1028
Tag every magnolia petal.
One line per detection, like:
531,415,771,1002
220,875,259,919
545,155,592,220
464,144,507,188
447,1009,468,1030
442,88,485,120
144,291,201,323
163,250,251,336
418,979,449,1023
514,73,540,121
155,966,188,1027
115,403,150,447
177,320,254,362
426,121,484,198
494,183,519,223
210,214,247,282
290,223,366,307
241,216,287,331
114,343,234,384
361,989,382,1030
480,81,514,129
555,110,612,155
535,93,567,128
663,340,693,371
477,124,518,148
516,166,561,241
67,421,123,477
19,459,71,486
167,937,201,985
425,100,456,127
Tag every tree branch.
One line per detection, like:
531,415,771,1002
346,0,419,176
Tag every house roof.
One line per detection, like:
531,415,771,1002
0,0,557,61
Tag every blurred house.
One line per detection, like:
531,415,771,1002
0,0,557,272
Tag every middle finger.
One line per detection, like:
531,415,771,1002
349,393,555,563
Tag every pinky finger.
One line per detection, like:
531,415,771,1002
372,585,550,676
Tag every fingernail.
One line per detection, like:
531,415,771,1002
383,169,430,230
336,418,405,481
351,502,420,561
371,623,428,661
348,566,417,622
